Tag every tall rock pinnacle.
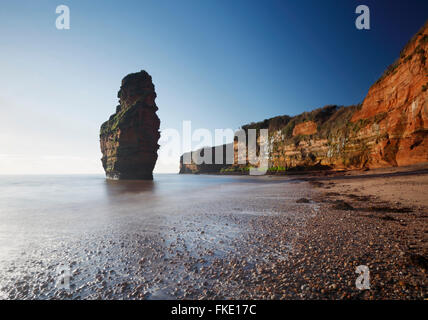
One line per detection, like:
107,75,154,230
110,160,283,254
100,70,160,180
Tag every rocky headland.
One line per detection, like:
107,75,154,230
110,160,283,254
180,21,428,174
100,71,160,180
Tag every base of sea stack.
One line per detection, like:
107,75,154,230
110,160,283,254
106,173,154,180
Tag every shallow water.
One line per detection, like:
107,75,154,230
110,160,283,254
0,174,315,299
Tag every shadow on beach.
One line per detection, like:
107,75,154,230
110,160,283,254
297,164,428,183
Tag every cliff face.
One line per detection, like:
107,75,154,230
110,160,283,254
100,71,160,180
179,144,233,174
180,22,428,174
350,24,428,167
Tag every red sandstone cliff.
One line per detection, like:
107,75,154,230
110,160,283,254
350,23,428,167
180,22,428,174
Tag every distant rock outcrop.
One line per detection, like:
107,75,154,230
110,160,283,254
180,21,428,174
100,71,160,180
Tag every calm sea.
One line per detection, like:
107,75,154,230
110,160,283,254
0,174,250,260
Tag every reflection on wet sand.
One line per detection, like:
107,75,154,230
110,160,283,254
104,179,156,196
0,174,314,299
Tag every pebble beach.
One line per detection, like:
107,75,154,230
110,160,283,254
0,167,426,300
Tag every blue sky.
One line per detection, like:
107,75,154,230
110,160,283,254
0,0,427,173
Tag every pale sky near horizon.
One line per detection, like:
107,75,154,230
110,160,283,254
0,0,427,174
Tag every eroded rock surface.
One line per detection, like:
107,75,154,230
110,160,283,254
100,71,160,180
180,21,428,174
293,121,317,136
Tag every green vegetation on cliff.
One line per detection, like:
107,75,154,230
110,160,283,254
242,104,361,141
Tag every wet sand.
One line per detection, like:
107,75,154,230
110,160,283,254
0,175,316,300
0,168,426,300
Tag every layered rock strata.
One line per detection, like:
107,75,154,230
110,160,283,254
100,71,160,180
180,22,428,174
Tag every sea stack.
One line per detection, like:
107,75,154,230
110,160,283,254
100,70,160,180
